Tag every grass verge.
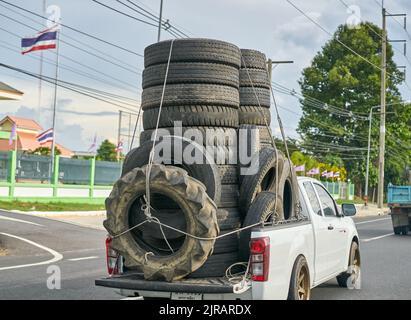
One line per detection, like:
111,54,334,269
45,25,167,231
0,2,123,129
0,201,105,212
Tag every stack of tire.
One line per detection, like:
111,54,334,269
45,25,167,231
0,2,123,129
106,39,244,281
104,39,301,282
238,49,273,154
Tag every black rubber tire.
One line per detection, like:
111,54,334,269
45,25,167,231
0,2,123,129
144,39,241,68
239,87,270,107
394,226,402,235
401,226,409,235
239,106,271,126
220,184,239,208
240,49,267,70
239,148,300,219
239,68,270,88
140,127,237,148
287,256,311,300
239,191,283,261
188,252,239,278
218,165,238,184
337,241,361,288
142,105,239,129
142,63,239,89
104,165,219,281
239,148,283,215
142,84,239,110
217,208,242,230
239,124,272,145
133,207,241,240
121,138,222,205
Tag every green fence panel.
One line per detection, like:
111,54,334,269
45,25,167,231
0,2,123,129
16,153,51,182
0,151,9,181
59,157,91,185
94,160,121,186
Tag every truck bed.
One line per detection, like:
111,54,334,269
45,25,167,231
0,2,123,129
95,273,235,294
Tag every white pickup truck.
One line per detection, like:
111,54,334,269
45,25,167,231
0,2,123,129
96,177,360,300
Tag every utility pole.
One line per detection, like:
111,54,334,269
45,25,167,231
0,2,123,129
377,6,387,209
157,0,164,42
117,110,122,161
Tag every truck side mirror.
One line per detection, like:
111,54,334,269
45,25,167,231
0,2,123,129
341,203,357,216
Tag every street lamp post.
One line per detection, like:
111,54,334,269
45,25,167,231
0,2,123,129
364,106,380,206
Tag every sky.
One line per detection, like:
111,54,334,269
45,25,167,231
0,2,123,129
1,0,411,152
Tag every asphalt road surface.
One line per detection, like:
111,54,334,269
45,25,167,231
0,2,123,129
0,210,410,300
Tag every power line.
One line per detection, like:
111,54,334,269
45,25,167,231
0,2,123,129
286,0,411,93
0,2,141,73
0,0,144,57
0,63,141,114
124,0,190,37
0,11,142,76
0,26,141,92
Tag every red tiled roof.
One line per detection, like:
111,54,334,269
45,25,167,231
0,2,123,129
0,131,73,157
0,116,43,131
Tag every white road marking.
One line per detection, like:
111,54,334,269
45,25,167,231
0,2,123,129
0,215,43,227
67,256,99,262
361,233,394,243
0,232,63,271
355,217,390,225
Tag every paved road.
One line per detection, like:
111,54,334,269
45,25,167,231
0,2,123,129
0,211,410,300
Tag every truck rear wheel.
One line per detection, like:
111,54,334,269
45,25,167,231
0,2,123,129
287,256,311,300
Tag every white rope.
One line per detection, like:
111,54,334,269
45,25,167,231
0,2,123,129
145,39,175,220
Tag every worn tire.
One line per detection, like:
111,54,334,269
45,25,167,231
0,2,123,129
239,87,270,107
142,84,239,110
140,127,237,148
218,165,238,184
104,165,219,281
239,191,283,260
239,148,283,215
239,68,270,88
143,105,239,129
239,148,300,218
144,39,241,68
240,49,267,70
239,124,272,145
239,106,271,126
188,252,239,278
220,184,239,208
142,63,239,89
133,207,241,240
217,208,242,230
121,138,222,205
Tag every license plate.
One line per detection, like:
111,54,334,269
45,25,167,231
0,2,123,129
171,292,202,300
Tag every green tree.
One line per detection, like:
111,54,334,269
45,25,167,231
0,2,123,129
30,146,61,156
298,22,410,195
96,139,117,162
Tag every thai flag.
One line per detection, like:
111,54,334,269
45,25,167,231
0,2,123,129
294,164,305,172
321,170,328,177
21,26,58,55
334,172,340,178
307,167,320,175
115,140,123,152
36,128,54,145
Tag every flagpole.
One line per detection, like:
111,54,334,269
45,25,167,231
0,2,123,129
50,28,60,181
37,0,47,113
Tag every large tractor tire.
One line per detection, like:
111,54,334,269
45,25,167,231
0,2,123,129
104,165,219,281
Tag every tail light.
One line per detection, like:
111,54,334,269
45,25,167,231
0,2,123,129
105,236,119,275
250,237,270,282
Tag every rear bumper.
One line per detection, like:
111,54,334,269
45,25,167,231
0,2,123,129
95,273,235,294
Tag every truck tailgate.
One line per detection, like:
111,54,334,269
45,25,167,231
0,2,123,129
95,273,235,294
